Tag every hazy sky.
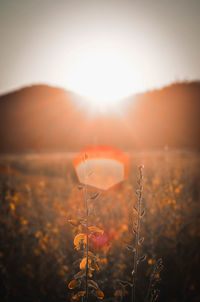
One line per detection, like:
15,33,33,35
0,0,200,96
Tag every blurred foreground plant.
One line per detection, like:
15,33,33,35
131,165,146,302
68,154,104,301
128,165,163,302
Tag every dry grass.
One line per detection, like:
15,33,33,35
0,150,199,302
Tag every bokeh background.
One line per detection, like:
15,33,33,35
0,1,200,301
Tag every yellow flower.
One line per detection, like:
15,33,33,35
80,257,91,270
74,233,87,250
96,290,104,299
68,279,77,290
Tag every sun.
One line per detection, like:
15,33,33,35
65,48,144,112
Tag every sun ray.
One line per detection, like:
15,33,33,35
66,47,144,113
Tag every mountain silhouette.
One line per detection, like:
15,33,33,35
0,82,199,153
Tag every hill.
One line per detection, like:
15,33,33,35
0,82,199,152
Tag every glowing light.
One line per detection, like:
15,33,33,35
66,48,144,112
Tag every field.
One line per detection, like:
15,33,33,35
0,150,199,302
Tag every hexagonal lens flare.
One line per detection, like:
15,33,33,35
73,145,129,190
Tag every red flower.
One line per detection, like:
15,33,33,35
89,232,115,251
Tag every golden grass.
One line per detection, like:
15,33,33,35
0,150,199,301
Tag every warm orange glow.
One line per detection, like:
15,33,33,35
73,145,130,190
66,48,144,112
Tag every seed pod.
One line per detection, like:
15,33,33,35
139,255,147,262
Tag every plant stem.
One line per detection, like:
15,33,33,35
132,166,143,302
83,155,89,302
84,183,89,301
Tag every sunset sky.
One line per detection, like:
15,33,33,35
0,0,200,99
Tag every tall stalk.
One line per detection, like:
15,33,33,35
68,152,104,301
132,165,144,302
83,154,89,302
84,183,89,301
